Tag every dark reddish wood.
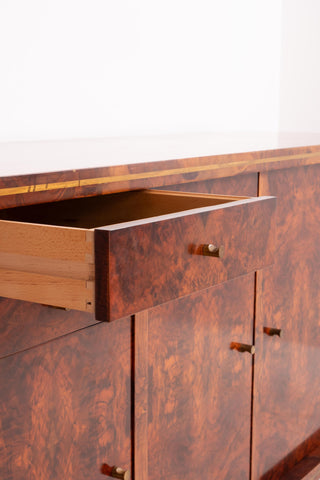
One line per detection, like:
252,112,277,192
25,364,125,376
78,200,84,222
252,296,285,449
0,317,132,480
134,311,149,480
0,135,319,209
95,196,275,321
143,274,255,480
1,144,320,480
101,463,130,479
259,430,320,480
0,298,98,358
252,165,320,480
101,463,114,476
159,172,259,197
279,445,320,480
0,188,256,228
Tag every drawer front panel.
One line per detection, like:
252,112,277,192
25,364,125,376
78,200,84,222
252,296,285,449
95,196,276,321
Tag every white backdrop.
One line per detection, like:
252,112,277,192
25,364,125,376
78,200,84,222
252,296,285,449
279,0,320,132
0,1,318,142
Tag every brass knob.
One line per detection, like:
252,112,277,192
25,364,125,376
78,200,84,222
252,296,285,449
202,244,225,258
101,464,130,480
263,327,282,337
230,342,255,354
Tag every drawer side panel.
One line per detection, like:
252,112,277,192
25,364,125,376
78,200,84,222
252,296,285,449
0,221,94,311
0,269,94,313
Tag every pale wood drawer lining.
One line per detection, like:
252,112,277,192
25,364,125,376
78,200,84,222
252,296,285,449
0,221,94,313
0,189,251,315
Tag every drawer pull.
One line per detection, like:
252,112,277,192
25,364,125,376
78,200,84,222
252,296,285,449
101,464,130,480
202,244,225,258
230,342,255,354
263,327,282,337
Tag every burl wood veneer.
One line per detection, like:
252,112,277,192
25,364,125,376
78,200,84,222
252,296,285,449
135,275,255,480
280,445,320,480
0,317,132,480
0,189,275,321
0,135,320,480
95,192,275,321
252,165,320,480
0,133,319,208
0,299,98,358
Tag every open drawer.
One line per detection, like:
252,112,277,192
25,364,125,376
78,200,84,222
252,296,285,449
0,189,276,321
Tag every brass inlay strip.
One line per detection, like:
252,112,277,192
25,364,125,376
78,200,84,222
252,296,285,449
1,151,319,197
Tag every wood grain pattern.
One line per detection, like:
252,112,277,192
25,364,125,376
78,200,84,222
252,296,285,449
0,220,94,311
1,144,319,480
0,189,246,228
259,430,320,480
134,311,149,480
0,298,98,358
0,317,132,480
0,189,245,312
0,252,95,280
0,139,319,209
144,274,255,480
159,172,259,197
0,220,93,262
95,195,275,321
0,132,319,177
252,165,320,480
280,446,320,480
0,269,94,312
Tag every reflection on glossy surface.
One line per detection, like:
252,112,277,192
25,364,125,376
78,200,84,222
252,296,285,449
252,164,320,480
0,132,320,176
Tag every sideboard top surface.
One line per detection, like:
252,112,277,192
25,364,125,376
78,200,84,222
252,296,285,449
0,132,320,208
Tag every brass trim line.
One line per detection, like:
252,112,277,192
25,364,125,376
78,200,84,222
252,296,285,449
1,151,320,197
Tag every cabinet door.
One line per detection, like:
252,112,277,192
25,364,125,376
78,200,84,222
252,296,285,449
252,165,320,479
0,314,132,480
134,274,255,480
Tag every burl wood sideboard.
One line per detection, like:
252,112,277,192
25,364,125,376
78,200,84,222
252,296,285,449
0,133,319,480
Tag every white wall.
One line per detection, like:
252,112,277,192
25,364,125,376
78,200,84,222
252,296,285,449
0,1,282,141
279,0,320,132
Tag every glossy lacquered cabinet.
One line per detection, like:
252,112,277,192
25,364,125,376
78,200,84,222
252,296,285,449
252,165,320,480
136,275,255,480
0,312,132,480
0,140,319,480
162,167,320,480
0,189,275,321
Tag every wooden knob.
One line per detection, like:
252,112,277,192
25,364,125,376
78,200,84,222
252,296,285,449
101,464,130,480
202,244,225,258
263,327,282,337
230,342,255,354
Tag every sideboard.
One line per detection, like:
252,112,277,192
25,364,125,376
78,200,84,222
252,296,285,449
0,133,319,480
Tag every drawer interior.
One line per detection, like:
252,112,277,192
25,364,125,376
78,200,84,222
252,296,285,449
0,189,250,315
0,189,247,229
